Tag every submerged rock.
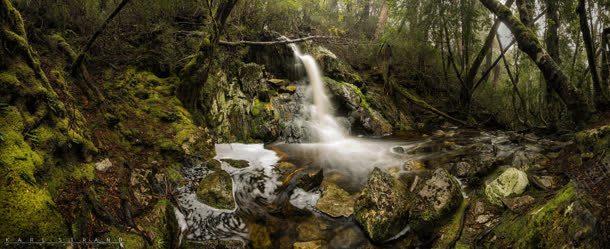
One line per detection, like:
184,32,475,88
196,170,235,209
297,216,329,241
293,240,324,249
330,225,368,249
485,167,529,205
315,183,354,218
354,168,412,242
220,158,250,168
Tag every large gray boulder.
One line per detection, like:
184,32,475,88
354,168,413,242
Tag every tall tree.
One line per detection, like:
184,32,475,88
578,0,607,105
479,0,592,121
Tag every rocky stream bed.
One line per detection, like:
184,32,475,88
175,128,608,249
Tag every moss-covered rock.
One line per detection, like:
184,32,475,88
220,158,250,168
315,182,355,218
411,168,463,228
196,170,235,210
314,46,362,86
485,183,604,248
354,168,413,242
484,167,529,206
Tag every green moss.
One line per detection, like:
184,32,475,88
487,183,583,248
0,107,68,239
347,83,369,109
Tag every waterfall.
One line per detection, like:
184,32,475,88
288,44,346,142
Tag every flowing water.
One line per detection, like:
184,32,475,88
174,44,483,247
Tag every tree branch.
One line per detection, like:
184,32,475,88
218,36,336,46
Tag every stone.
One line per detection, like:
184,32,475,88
485,167,529,205
413,168,463,224
532,175,563,190
249,223,272,249
196,170,235,209
293,240,323,249
220,158,249,168
329,226,367,249
502,195,535,212
268,78,286,85
297,216,328,241
354,168,413,242
295,167,324,191
315,183,354,218
203,159,221,171
95,158,112,172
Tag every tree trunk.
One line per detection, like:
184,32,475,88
374,0,389,39
479,0,592,121
178,0,240,115
602,28,610,95
544,0,560,64
516,0,535,29
578,0,606,105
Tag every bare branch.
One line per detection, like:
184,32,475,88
219,36,337,46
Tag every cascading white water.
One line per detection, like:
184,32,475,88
289,44,346,142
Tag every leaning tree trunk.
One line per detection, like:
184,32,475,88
578,0,607,105
479,0,593,122
178,0,239,116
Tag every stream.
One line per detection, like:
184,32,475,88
172,43,572,248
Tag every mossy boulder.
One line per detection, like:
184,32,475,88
354,168,413,242
314,46,362,86
411,168,463,229
485,167,529,206
324,77,392,136
196,170,235,210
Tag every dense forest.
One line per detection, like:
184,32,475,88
0,0,609,248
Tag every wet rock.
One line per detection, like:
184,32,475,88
95,158,112,171
277,161,298,173
295,168,324,191
196,170,235,209
220,158,250,168
250,223,272,249
293,240,324,249
403,160,426,171
511,148,549,171
297,216,328,241
502,195,535,212
354,168,413,242
531,175,564,190
409,168,462,232
203,159,222,171
315,183,354,217
314,46,362,85
329,225,367,249
485,167,529,205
